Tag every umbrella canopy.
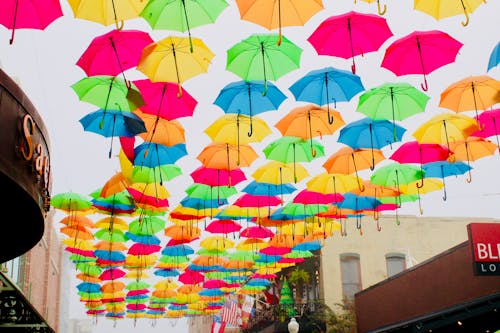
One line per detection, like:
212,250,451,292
137,36,215,95
381,30,463,91
422,161,471,200
226,33,302,94
235,0,324,45
134,110,186,146
487,41,500,71
0,0,63,44
307,173,362,195
323,146,385,177
190,166,247,187
134,143,187,167
413,0,486,27
308,11,393,73
439,75,500,119
473,109,500,151
197,143,259,169
449,136,497,182
252,161,309,185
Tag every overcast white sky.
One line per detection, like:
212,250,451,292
1,0,500,332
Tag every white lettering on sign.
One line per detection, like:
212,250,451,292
477,243,500,260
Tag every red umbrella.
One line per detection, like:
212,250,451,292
77,29,154,84
190,166,247,187
308,11,393,73
128,243,162,255
381,30,463,91
178,270,205,284
240,225,275,239
259,245,291,256
0,0,63,44
292,189,343,204
205,219,242,234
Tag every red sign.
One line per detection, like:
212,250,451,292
468,223,500,275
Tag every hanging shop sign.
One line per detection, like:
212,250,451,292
467,222,500,276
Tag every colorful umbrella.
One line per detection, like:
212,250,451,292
137,36,215,96
205,219,242,234
449,136,497,182
242,180,296,196
487,41,500,71
140,0,228,52
307,173,362,195
190,166,247,187
67,0,147,29
308,11,393,73
356,82,429,139
0,0,63,44
381,30,463,91
226,33,302,94
76,29,153,84
289,67,365,123
439,75,500,119
131,164,182,185
422,161,471,200
134,110,186,146
323,146,385,178
252,161,309,185
413,0,486,27
51,192,93,212
354,0,387,15
197,143,259,169
235,0,324,45
473,109,500,151
134,143,187,167
213,80,287,136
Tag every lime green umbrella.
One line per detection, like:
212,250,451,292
51,192,93,212
227,33,302,94
76,263,102,277
185,183,237,200
159,255,190,264
94,229,128,242
356,82,429,139
71,75,144,112
129,216,166,235
141,0,229,52
126,281,150,291
132,164,182,184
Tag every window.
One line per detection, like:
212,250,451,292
385,253,406,277
340,253,361,299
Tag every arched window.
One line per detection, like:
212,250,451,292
340,253,361,299
385,253,406,277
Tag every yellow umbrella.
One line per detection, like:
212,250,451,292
400,178,444,214
200,235,235,251
67,0,147,29
354,0,387,15
236,238,267,251
413,0,487,26
413,113,479,151
172,205,220,218
125,269,151,279
154,280,179,290
94,216,128,231
439,75,500,119
252,161,309,184
125,254,157,268
307,173,363,195
218,205,271,220
64,239,94,250
235,0,324,45
119,149,134,182
137,36,215,96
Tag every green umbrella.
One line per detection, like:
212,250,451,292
76,263,103,277
129,216,166,235
227,33,302,95
196,248,228,256
94,229,128,242
356,82,429,139
51,192,93,211
159,255,190,264
132,164,182,184
185,183,237,200
126,281,150,291
71,75,144,112
227,250,260,262
283,250,314,259
280,202,329,217
140,0,229,52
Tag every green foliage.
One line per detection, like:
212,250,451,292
288,268,310,285
324,298,357,333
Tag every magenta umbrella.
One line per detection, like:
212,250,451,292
0,0,63,44
308,11,393,74
233,194,282,208
381,30,463,91
133,79,198,120
77,29,154,85
259,246,291,256
205,219,242,234
203,279,228,289
190,166,247,187
292,189,343,204
474,109,500,152
178,269,205,284
240,225,275,239
99,268,126,281
128,243,162,255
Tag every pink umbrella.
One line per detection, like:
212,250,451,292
474,109,500,151
308,11,393,73
134,79,198,120
77,29,154,84
178,269,205,284
205,219,242,234
190,166,247,187
233,194,282,209
251,273,277,279
0,0,63,44
278,257,304,264
128,243,162,255
203,279,228,289
292,189,343,204
381,30,463,91
126,303,147,311
259,246,291,256
240,225,275,239
99,268,126,281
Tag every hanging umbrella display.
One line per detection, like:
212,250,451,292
133,110,185,147
0,0,63,44
422,161,472,200
399,178,444,215
76,29,153,85
140,0,228,52
190,166,247,187
323,146,385,180
275,104,345,156
308,11,393,73
226,33,302,94
67,0,147,29
252,161,309,187
214,80,287,136
137,36,215,96
235,0,324,45
289,67,365,123
242,180,297,197
449,136,497,182
487,41,500,71
356,82,429,139
51,192,93,213
197,142,259,169
134,142,187,168
307,173,362,197
439,75,500,119
413,113,479,151
381,30,463,91
131,164,182,185
413,0,486,27
205,220,242,235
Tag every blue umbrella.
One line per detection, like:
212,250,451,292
77,282,101,293
214,80,287,136
199,288,225,297
337,193,382,211
125,233,161,245
293,241,322,251
94,250,126,262
423,161,471,201
134,142,187,167
180,197,227,209
487,41,500,71
242,180,296,198
161,244,194,256
154,268,180,277
289,67,365,123
338,117,406,149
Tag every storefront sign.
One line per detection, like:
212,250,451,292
467,223,500,276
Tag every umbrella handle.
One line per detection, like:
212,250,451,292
177,83,183,98
351,63,356,74
377,1,387,15
466,169,472,183
9,29,15,45
328,110,334,125
416,176,424,188
376,219,382,231
115,20,124,30
420,77,429,91
461,10,470,27
248,122,253,137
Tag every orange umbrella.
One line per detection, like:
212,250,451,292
134,109,186,146
59,215,95,228
192,255,228,267
76,273,102,283
101,281,126,293
177,284,203,294
197,142,259,169
235,0,324,45
94,240,128,252
439,75,500,119
60,226,94,240
275,104,345,156
164,224,201,241
100,172,130,197
236,238,267,251
449,136,497,182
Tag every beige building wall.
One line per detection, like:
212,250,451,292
187,315,241,333
319,214,500,310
